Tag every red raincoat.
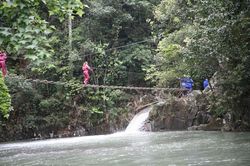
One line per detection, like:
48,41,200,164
0,52,7,77
82,63,92,84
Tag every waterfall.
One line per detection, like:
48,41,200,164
125,106,152,133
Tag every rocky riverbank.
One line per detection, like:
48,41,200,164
146,90,250,132
1,89,249,142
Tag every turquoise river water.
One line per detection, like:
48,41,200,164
0,131,250,166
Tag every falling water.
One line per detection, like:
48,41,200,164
125,106,152,133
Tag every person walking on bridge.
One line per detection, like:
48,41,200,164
82,61,93,85
0,51,7,78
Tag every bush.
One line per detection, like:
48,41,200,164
0,75,11,118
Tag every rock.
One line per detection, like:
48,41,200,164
55,125,87,138
49,132,54,138
74,126,86,136
141,121,152,131
148,91,214,131
149,98,193,131
204,118,223,131
188,124,208,131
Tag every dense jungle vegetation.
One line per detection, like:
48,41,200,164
0,0,249,140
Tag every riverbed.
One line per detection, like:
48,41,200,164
0,131,250,165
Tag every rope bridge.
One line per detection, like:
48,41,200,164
5,74,188,92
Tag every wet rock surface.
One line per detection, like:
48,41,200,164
148,91,218,131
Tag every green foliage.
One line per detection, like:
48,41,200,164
0,0,84,63
65,79,82,98
5,0,249,137
146,25,195,86
151,0,250,118
1,0,249,139
44,0,85,19
0,1,54,62
0,0,162,141
0,75,11,118
37,0,158,86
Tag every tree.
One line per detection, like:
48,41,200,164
151,0,250,121
0,0,84,63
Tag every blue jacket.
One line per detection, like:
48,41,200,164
180,78,194,90
203,79,209,89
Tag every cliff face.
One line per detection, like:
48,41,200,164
148,91,223,131
146,89,250,132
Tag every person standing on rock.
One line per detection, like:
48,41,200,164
180,77,194,90
82,61,93,85
203,79,209,89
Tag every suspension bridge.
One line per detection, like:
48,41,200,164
3,38,189,93
5,74,188,93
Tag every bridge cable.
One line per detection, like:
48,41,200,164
5,74,187,92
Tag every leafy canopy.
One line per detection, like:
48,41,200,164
0,0,84,63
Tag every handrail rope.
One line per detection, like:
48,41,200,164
90,67,147,75
6,38,154,61
6,39,154,76
5,60,148,76
102,38,153,52
5,74,188,92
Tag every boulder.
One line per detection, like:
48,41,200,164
148,91,212,131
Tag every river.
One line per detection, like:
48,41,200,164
0,131,250,166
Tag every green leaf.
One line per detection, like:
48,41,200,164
90,107,103,114
76,9,84,17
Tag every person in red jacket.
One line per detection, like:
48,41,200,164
0,51,7,78
82,61,93,85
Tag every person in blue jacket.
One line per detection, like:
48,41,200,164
180,77,194,90
203,79,209,90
